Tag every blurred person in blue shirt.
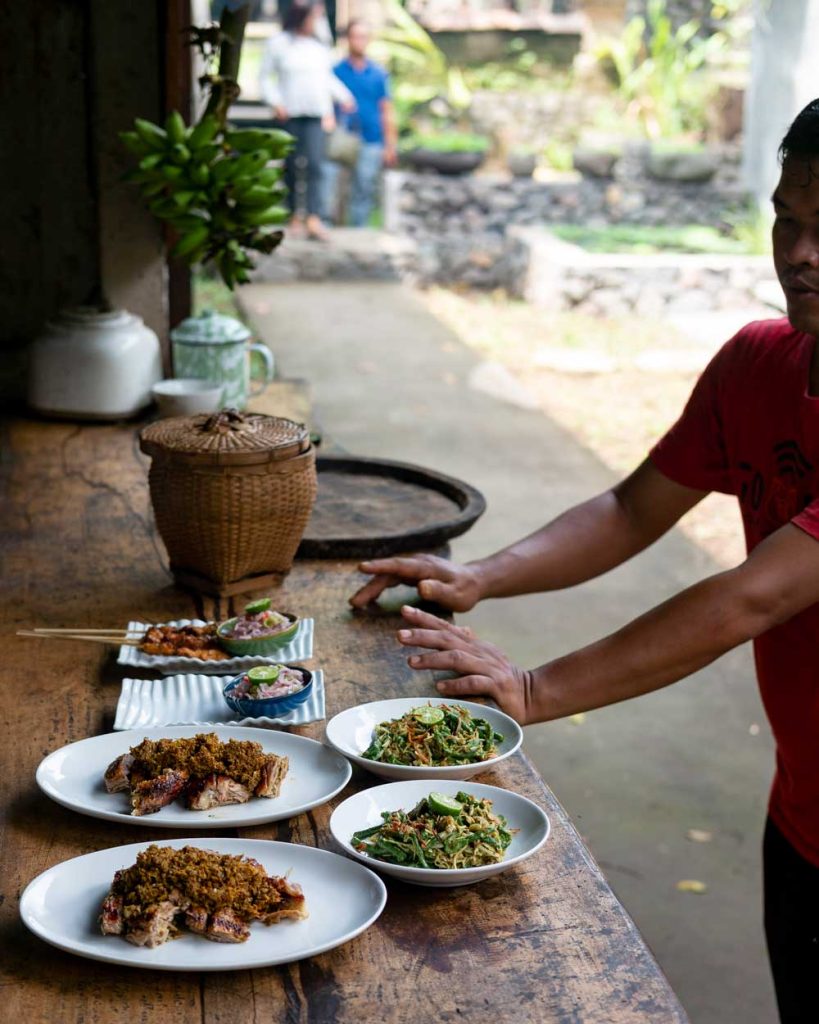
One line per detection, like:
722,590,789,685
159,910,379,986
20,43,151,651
323,20,397,227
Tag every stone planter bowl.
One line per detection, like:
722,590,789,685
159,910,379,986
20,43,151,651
403,148,486,175
507,152,537,178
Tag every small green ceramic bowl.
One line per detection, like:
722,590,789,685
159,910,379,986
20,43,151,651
216,612,300,655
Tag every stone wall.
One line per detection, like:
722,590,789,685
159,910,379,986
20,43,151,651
508,226,772,316
383,141,748,287
468,88,606,156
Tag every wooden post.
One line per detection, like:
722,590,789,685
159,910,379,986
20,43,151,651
164,0,194,343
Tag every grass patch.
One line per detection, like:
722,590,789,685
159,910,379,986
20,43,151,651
551,222,769,256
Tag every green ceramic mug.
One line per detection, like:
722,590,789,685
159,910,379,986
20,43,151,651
170,310,274,410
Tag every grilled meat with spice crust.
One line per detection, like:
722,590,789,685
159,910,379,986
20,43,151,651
104,752,134,793
186,774,252,810
207,907,251,943
103,734,289,816
124,898,183,948
255,756,289,798
99,845,308,947
100,892,124,935
130,768,190,816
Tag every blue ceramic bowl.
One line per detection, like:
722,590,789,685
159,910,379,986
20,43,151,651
222,666,313,718
216,613,300,656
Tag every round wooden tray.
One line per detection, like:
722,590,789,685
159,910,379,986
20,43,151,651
297,456,486,559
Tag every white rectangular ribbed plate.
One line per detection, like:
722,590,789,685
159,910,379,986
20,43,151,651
113,671,325,730
117,619,314,675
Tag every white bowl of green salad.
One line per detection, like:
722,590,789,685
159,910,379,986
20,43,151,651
329,779,550,887
324,698,523,781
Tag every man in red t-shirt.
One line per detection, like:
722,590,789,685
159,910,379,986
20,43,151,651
351,99,819,1022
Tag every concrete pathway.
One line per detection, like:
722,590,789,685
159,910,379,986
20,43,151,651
240,280,778,1024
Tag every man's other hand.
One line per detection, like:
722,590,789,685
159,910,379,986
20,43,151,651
398,606,533,723
349,554,483,612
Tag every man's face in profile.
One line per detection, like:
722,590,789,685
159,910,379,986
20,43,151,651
772,158,819,336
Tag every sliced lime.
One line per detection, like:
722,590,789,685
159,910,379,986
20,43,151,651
247,665,281,684
245,597,272,615
412,706,445,726
427,792,463,817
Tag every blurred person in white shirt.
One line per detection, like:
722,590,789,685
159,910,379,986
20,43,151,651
259,1,354,239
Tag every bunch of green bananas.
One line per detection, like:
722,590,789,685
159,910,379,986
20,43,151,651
121,111,294,288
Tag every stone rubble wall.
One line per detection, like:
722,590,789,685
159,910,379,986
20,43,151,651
507,226,773,316
383,142,748,289
467,88,609,155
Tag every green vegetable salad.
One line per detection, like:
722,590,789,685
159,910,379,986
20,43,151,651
362,704,503,767
352,792,514,870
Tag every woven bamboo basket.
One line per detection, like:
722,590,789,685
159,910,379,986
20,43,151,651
140,409,317,595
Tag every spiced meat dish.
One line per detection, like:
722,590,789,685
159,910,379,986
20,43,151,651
104,733,289,815
99,844,308,947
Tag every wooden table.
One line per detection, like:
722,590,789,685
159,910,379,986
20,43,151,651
0,412,689,1024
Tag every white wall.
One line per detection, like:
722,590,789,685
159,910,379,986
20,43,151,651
743,0,819,204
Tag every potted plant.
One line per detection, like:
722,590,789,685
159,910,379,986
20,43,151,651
507,147,538,179
401,131,490,175
120,3,293,289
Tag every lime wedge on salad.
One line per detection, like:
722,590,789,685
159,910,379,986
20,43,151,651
412,706,445,726
427,792,464,817
245,597,272,615
247,665,281,684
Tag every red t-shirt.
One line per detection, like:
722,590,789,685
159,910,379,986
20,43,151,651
651,317,819,866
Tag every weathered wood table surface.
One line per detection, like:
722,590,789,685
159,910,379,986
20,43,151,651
0,410,689,1024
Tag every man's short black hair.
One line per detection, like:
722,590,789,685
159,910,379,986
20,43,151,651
779,99,819,164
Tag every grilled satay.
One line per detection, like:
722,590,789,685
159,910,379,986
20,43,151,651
138,624,229,660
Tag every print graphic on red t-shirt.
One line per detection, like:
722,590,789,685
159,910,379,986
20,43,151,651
739,440,814,540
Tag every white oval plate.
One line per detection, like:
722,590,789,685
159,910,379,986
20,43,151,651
20,837,386,971
36,726,351,828
324,698,523,780
329,779,550,887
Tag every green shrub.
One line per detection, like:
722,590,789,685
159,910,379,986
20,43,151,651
402,132,490,154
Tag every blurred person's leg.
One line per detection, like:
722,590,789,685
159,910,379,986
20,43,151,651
349,143,384,227
321,160,341,224
763,817,819,1023
283,118,308,218
303,119,326,219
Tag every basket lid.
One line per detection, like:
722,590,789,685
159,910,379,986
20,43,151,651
139,409,310,465
170,309,251,346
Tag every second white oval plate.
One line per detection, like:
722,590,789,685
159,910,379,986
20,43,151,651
36,726,352,828
20,837,386,971
324,698,523,781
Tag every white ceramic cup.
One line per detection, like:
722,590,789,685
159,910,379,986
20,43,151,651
151,378,224,418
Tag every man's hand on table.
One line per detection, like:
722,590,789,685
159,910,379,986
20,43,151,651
349,554,483,612
397,605,534,724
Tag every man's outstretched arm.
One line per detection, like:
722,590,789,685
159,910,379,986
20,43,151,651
398,521,819,724
350,459,707,610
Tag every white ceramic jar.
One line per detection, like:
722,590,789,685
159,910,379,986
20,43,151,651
28,307,162,419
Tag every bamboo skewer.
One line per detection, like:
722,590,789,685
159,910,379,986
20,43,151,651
15,630,141,646
24,628,141,635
